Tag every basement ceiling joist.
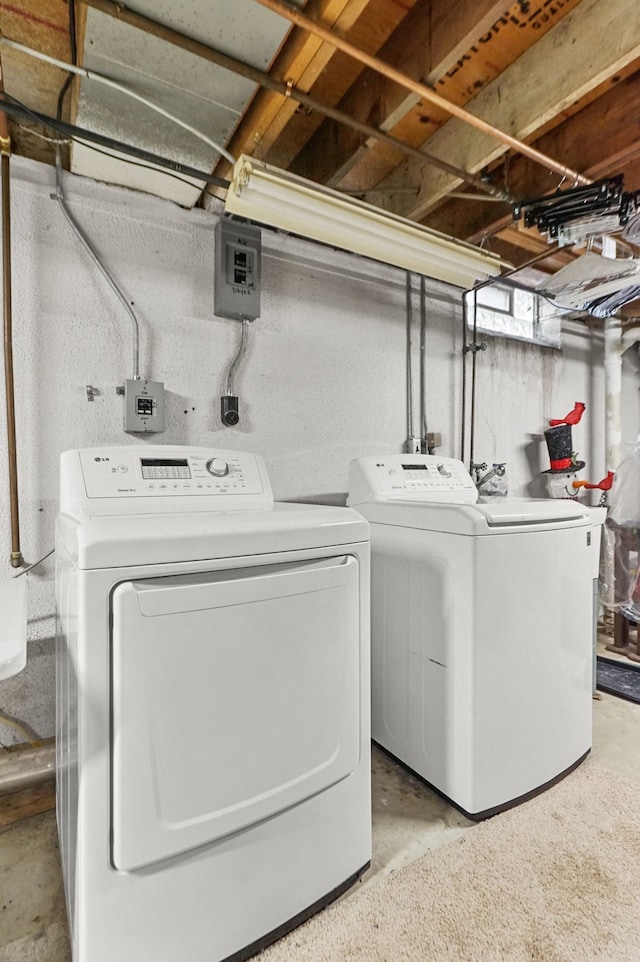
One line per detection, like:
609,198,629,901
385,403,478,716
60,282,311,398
364,0,640,222
287,0,581,190
2,0,640,274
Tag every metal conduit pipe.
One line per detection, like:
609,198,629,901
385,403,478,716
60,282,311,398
0,742,55,796
419,275,428,446
469,288,479,473
0,51,21,567
225,319,249,397
252,0,591,188
406,273,415,446
460,294,468,463
54,146,141,381
79,0,504,200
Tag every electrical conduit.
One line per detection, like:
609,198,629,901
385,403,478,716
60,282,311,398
226,319,249,397
54,147,141,380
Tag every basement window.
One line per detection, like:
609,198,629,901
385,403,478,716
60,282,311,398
465,283,562,349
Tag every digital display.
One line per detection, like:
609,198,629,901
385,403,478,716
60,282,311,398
141,458,191,480
402,464,428,471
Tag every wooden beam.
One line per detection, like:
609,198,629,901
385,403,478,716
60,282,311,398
366,0,640,221
0,781,55,829
333,0,582,192
426,66,640,245
0,0,73,162
263,0,418,169
289,0,583,188
289,0,512,184
218,0,379,176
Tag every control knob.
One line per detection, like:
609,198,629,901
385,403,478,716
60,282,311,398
206,458,229,478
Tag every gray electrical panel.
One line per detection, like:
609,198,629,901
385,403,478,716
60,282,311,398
123,378,165,434
214,219,261,320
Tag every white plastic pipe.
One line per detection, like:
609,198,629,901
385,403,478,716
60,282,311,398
602,317,640,609
604,317,624,473
604,318,640,471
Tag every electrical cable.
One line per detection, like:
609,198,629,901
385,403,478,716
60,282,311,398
66,138,210,192
3,38,237,165
11,548,54,578
54,145,141,380
15,115,209,192
56,0,78,121
0,92,230,190
225,319,249,396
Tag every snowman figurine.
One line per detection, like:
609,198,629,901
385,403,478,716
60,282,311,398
542,403,586,499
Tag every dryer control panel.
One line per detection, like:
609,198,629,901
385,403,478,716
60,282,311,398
59,446,273,517
347,455,478,506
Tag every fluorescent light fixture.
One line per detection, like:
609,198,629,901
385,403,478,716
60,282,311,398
224,156,506,289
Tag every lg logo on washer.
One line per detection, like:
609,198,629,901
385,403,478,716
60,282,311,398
94,457,110,462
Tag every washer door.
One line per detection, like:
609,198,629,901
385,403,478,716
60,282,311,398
110,555,361,871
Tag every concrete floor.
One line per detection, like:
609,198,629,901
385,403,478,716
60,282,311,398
2,675,640,961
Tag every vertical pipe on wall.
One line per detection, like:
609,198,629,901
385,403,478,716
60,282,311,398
603,317,623,474
602,317,640,609
406,273,415,447
0,53,22,567
419,275,429,448
226,319,249,396
54,147,141,380
469,288,479,474
460,294,468,462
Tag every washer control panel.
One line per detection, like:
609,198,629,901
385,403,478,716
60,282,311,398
60,447,273,513
348,455,478,506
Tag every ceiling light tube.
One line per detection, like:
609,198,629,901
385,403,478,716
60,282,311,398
224,156,506,289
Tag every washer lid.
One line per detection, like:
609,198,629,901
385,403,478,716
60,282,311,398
56,502,369,569
357,497,590,535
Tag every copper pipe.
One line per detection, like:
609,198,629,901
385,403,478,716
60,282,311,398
79,0,504,199
0,52,21,567
252,0,591,189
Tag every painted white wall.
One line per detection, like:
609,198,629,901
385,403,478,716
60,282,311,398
0,157,638,744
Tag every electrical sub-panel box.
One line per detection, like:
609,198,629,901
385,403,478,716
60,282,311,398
123,378,165,434
214,219,261,320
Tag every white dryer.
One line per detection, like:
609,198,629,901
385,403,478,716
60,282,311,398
56,446,370,962
348,454,593,820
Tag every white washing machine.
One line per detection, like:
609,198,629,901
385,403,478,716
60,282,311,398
56,446,370,962
347,454,593,820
